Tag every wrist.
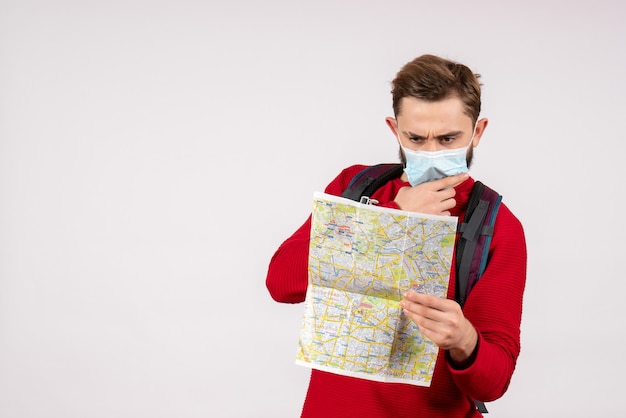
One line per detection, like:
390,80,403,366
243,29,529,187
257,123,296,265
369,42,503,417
448,321,478,365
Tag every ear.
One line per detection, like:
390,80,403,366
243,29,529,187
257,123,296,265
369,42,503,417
385,117,400,141
472,117,489,147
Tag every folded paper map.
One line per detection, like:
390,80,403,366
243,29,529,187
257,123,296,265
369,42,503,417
296,192,458,386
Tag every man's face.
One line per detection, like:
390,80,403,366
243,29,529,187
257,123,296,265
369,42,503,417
386,96,486,169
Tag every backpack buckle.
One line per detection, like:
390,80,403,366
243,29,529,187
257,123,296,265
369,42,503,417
359,196,379,205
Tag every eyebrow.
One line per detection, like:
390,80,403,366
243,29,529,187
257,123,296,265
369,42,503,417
405,130,464,139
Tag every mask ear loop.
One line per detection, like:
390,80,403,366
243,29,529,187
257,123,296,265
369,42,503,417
465,122,478,150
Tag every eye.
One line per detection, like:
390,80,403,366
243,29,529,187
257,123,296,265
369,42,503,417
408,135,425,144
439,136,465,147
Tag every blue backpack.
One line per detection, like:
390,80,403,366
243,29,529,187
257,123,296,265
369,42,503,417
341,163,502,414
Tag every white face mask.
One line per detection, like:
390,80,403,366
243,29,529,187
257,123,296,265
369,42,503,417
400,127,475,186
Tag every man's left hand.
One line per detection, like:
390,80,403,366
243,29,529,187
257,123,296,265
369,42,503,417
400,291,478,364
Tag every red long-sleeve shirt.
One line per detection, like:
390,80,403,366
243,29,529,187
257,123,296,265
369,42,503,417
266,165,527,418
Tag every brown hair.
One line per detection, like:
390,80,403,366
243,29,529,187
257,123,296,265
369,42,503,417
391,54,482,123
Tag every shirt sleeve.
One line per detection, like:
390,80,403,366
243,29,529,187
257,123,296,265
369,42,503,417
265,165,367,303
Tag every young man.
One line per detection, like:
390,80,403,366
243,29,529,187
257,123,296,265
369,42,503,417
266,54,527,417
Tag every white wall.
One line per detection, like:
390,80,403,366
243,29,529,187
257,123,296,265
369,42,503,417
1,0,624,416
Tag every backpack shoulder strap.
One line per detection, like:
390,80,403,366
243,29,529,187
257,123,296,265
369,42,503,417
341,163,404,202
455,181,502,307
455,181,502,415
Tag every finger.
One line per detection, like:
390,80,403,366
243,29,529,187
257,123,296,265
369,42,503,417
435,194,456,216
432,173,469,190
404,291,442,308
402,306,447,341
401,298,447,326
440,196,456,210
403,305,443,326
436,187,456,201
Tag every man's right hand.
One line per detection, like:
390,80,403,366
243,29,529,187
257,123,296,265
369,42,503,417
394,173,469,216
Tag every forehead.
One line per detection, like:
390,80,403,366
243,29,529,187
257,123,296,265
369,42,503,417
397,96,472,128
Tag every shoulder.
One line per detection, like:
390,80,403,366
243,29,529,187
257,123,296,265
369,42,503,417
474,182,526,243
495,203,524,234
491,200,527,264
